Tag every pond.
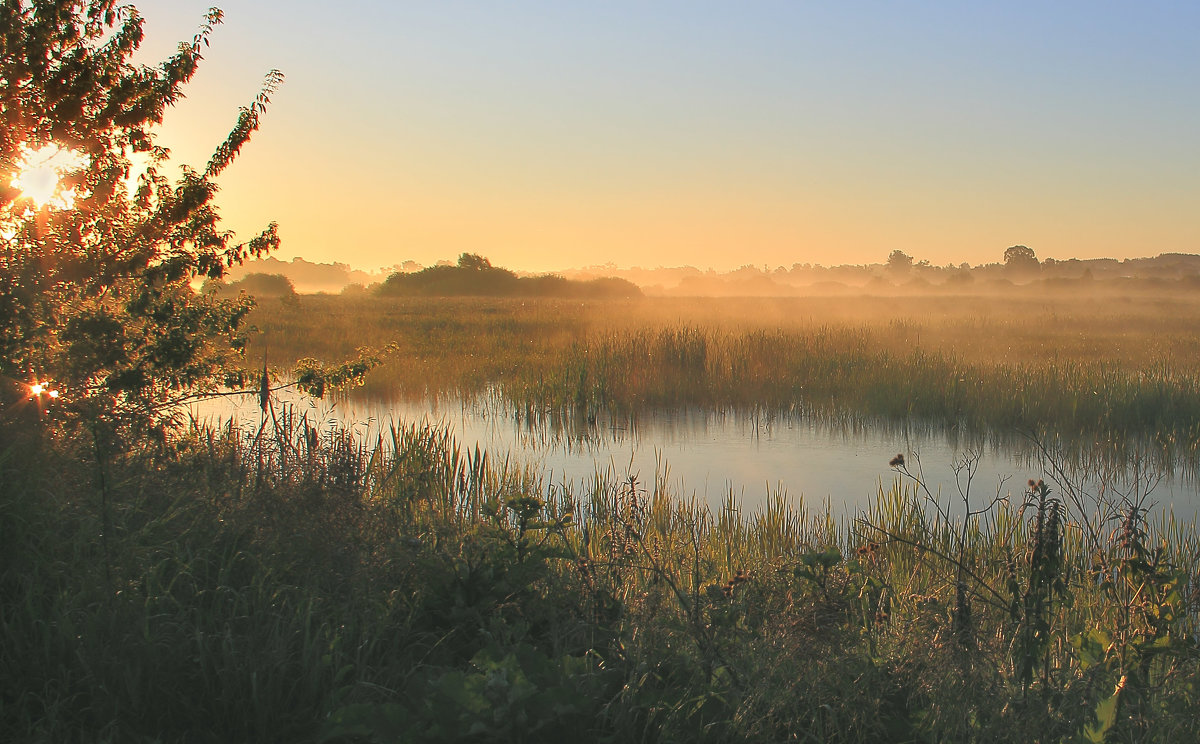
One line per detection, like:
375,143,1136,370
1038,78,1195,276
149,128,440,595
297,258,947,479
198,390,1200,522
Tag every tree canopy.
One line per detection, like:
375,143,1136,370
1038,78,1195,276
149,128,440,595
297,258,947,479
1004,245,1039,275
886,249,914,276
0,1,282,430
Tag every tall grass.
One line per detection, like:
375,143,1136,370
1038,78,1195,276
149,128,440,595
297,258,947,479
5,410,1199,741
244,293,1200,465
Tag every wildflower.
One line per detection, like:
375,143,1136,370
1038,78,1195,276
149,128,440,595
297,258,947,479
1118,507,1141,553
856,542,881,561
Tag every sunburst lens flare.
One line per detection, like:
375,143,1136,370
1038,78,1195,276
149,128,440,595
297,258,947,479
9,145,85,209
30,382,45,396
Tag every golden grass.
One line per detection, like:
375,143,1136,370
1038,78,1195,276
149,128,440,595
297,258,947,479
239,291,1200,462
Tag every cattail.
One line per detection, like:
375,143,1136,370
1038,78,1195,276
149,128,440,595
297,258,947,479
258,362,270,413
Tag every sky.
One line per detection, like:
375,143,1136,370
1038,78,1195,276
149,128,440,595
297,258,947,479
128,1,1200,273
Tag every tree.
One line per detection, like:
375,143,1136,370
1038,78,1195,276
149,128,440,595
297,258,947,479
886,249,913,277
457,252,493,271
0,2,282,431
1003,245,1039,276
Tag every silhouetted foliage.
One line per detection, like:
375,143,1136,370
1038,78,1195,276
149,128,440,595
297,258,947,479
377,253,642,299
1004,245,1040,276
886,249,914,277
0,1,282,430
457,252,493,270
204,272,296,298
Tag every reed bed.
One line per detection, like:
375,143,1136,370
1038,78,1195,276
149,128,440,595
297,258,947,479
6,413,1199,742
247,293,1200,464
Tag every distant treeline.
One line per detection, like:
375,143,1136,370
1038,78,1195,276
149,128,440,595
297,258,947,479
562,249,1200,296
220,250,1200,297
375,253,642,299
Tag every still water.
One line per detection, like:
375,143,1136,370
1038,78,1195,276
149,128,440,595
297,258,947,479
202,390,1200,521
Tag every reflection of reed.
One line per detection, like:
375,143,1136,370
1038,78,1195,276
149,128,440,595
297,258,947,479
198,385,1200,516
499,393,1200,487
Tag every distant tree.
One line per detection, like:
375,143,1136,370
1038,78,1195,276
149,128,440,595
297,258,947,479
946,268,975,285
0,2,283,431
1003,245,1040,276
377,256,641,299
206,273,296,298
457,253,493,271
887,250,914,276
578,276,642,299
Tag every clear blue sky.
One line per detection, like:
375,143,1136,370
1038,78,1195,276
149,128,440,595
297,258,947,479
131,1,1200,271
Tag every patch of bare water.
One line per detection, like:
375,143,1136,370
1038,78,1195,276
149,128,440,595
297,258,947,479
193,389,1200,521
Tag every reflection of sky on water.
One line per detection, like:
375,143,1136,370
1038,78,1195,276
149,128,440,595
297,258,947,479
195,391,1200,521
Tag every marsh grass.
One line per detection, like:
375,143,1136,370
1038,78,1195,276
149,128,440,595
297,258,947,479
244,292,1200,467
6,410,1200,742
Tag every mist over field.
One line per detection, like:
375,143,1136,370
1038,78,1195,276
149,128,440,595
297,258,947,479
8,2,1200,741
224,249,1200,297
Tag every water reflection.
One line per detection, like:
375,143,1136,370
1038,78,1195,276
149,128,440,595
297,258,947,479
197,390,1200,521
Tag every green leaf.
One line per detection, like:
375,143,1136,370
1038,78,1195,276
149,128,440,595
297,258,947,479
800,547,842,568
1083,678,1123,743
1071,629,1110,671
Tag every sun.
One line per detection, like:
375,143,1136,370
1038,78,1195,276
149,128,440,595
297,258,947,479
9,144,85,209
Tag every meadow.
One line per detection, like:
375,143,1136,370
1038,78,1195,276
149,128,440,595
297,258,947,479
8,285,1200,742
